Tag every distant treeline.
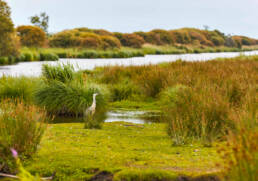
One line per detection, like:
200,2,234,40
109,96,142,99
16,26,258,49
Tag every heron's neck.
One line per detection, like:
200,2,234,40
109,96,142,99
92,95,96,107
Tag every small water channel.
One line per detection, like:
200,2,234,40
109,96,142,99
53,110,162,124
0,50,258,77
105,110,161,124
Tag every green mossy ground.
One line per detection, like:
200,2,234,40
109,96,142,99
24,122,221,180
109,100,161,111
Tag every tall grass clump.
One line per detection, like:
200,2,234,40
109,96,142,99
0,100,47,173
161,86,233,145
36,64,107,128
34,81,105,116
217,85,257,181
110,81,141,101
42,63,76,83
0,76,40,103
135,66,168,97
218,128,258,181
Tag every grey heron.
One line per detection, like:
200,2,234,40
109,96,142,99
84,93,99,116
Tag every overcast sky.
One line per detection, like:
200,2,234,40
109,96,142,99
5,0,258,38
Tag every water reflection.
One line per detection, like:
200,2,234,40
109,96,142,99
52,110,161,124
105,110,161,124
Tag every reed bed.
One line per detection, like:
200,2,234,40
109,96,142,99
0,76,40,103
96,55,258,145
0,100,47,173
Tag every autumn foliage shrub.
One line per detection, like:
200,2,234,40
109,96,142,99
232,36,258,47
16,25,46,47
147,29,174,45
75,27,113,36
78,32,102,48
101,35,121,49
47,27,258,50
118,33,145,48
170,30,191,44
49,31,74,48
50,29,118,49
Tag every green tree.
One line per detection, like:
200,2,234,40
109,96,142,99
30,12,49,33
0,0,19,57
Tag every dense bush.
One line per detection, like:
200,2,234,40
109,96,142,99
211,36,225,46
135,28,258,48
79,32,102,48
188,31,207,44
146,29,174,45
232,36,258,47
118,33,145,48
75,27,113,36
42,27,258,52
17,25,46,47
232,36,242,48
49,31,74,48
49,29,117,49
134,31,148,40
145,32,162,45
101,35,121,49
170,30,191,44
92,29,113,36
0,101,47,172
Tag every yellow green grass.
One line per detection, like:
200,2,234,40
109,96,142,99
24,122,221,180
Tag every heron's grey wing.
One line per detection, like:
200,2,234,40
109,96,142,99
84,106,93,116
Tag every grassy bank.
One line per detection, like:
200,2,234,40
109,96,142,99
0,45,258,66
24,122,221,180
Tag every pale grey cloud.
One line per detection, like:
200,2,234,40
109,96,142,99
5,0,258,38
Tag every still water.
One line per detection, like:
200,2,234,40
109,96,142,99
0,51,257,77
53,110,161,124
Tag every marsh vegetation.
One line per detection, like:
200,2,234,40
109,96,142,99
0,1,257,180
0,55,257,180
